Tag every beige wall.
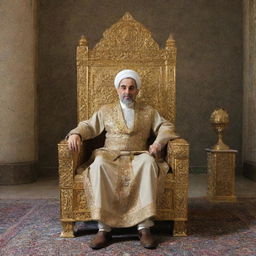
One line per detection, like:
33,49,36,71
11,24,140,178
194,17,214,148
0,0,38,184
243,0,256,180
0,0,37,162
38,0,243,175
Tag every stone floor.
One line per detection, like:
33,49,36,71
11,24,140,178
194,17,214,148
0,174,255,199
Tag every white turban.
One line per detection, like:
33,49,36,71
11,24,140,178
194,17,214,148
114,69,141,89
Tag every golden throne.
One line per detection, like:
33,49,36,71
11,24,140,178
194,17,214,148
58,12,189,238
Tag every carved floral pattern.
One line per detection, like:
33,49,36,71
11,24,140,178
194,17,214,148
58,12,190,237
74,190,87,211
207,151,236,201
60,189,73,219
76,12,176,123
58,142,73,188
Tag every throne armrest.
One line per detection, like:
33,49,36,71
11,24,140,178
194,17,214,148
167,138,189,224
167,138,189,173
58,139,85,189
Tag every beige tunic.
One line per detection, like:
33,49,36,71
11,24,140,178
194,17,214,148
69,102,178,227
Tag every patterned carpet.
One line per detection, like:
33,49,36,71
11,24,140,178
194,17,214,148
0,198,256,256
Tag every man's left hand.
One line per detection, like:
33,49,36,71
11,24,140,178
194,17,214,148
149,143,162,157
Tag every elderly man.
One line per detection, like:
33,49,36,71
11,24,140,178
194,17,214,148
67,69,178,249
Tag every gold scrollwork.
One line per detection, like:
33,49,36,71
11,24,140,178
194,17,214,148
157,188,173,209
61,189,73,219
58,12,189,237
168,139,189,159
76,12,176,123
58,142,74,187
207,151,236,201
74,190,87,211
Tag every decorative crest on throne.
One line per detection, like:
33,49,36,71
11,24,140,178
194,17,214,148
91,12,161,61
76,12,176,122
78,12,176,62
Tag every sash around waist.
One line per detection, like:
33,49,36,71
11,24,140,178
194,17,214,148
104,136,148,151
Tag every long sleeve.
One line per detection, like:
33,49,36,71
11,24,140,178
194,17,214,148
151,110,179,146
67,109,105,141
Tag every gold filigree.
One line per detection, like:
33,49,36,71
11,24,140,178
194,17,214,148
76,12,176,123
91,12,161,61
207,150,236,202
58,12,190,237
58,141,74,188
60,189,73,219
168,139,190,160
174,159,189,219
74,212,92,220
157,188,173,209
74,190,87,211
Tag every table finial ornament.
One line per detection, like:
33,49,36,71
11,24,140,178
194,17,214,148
210,108,230,150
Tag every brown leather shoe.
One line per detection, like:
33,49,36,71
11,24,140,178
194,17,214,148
89,231,112,249
138,228,157,249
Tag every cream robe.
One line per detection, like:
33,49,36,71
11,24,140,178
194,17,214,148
69,102,178,227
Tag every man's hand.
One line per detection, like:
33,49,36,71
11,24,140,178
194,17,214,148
149,143,162,158
68,134,82,152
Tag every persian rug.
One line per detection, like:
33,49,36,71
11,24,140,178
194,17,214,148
0,198,256,256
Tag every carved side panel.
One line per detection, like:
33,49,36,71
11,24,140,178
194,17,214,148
58,142,73,188
60,189,73,219
174,159,189,219
157,188,174,210
73,189,92,220
74,189,87,212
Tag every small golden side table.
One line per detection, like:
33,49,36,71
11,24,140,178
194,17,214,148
206,149,237,202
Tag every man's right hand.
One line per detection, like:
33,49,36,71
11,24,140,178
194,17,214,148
67,134,82,152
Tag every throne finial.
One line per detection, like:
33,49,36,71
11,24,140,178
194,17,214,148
122,12,134,21
166,34,176,49
79,35,88,46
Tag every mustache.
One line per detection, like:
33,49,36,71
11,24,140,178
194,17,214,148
122,94,132,98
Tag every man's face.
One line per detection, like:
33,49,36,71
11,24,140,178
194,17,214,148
116,78,139,104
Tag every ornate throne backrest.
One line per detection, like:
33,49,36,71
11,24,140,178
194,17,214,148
76,12,176,124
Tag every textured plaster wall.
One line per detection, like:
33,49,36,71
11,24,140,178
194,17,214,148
0,0,36,163
243,0,256,164
38,0,243,175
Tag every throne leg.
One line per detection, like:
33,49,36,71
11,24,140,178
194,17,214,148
173,221,187,237
60,221,75,238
